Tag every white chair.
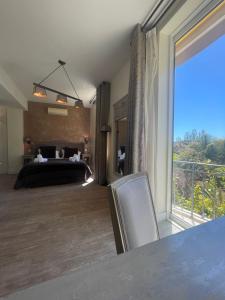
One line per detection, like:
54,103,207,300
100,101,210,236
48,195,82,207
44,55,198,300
110,172,159,253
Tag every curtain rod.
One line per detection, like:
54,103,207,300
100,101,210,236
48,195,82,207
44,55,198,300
142,0,176,32
142,0,165,30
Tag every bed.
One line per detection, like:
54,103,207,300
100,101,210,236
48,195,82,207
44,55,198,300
14,159,92,189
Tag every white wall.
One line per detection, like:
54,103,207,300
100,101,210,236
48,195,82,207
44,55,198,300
107,60,130,182
0,64,26,174
7,107,23,174
0,66,27,110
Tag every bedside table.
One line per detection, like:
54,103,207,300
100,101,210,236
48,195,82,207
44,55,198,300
23,154,34,165
82,153,91,164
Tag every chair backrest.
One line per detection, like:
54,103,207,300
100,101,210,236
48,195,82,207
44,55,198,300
110,172,159,253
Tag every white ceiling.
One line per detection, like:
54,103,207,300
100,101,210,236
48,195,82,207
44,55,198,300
0,0,157,107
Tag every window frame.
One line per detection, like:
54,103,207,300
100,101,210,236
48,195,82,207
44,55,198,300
169,0,224,228
155,0,223,227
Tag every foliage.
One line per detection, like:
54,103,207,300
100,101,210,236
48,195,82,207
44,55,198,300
173,130,225,220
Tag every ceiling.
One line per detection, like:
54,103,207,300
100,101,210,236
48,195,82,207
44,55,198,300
0,0,157,107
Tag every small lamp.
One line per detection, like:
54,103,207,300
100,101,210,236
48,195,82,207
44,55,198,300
56,94,67,104
33,85,47,98
75,100,83,109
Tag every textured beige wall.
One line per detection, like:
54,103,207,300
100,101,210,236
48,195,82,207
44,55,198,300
24,102,90,146
107,60,130,182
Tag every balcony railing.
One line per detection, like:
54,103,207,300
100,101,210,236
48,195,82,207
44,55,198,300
172,160,225,226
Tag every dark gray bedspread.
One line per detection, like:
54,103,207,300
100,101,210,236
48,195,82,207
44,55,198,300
14,159,92,189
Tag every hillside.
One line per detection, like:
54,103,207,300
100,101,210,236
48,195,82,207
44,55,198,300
174,129,225,165
173,130,225,220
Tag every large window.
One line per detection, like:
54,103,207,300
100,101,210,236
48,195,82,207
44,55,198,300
172,1,225,226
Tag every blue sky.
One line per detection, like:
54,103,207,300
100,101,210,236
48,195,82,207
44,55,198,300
174,33,225,140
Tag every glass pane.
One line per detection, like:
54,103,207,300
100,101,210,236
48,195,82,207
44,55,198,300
172,2,225,226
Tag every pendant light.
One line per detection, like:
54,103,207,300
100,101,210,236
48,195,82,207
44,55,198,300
56,94,67,104
33,85,47,98
75,100,83,109
32,60,84,106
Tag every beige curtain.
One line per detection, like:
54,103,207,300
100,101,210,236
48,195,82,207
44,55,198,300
127,24,146,173
127,24,159,190
144,28,159,199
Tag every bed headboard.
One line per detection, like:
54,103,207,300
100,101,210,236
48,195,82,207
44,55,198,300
35,141,85,153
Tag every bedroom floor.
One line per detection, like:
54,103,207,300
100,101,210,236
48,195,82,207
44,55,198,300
0,175,116,297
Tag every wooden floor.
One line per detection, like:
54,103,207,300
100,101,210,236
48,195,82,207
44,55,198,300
0,175,116,297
